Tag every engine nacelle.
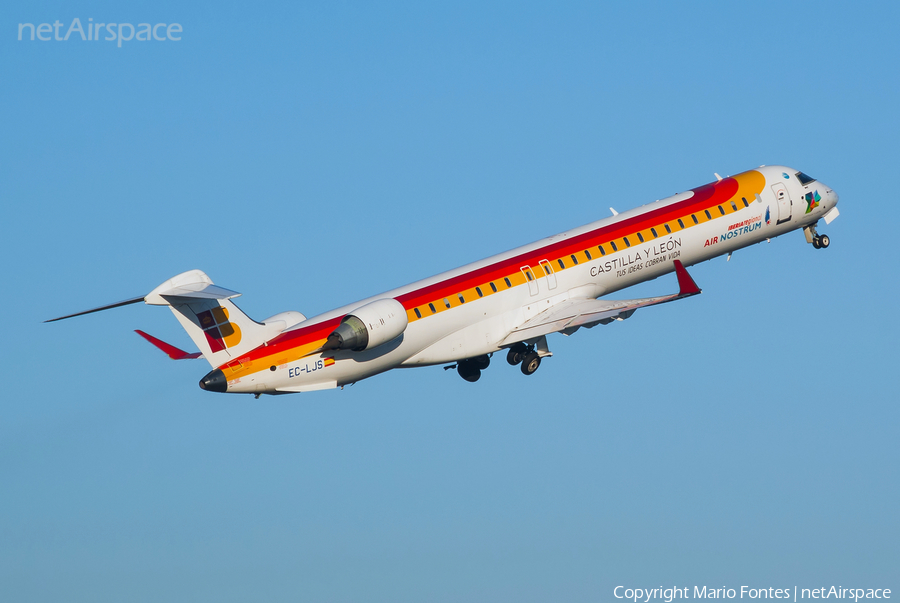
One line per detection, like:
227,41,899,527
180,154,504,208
325,298,408,352
262,311,307,332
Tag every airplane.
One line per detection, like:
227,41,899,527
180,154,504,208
47,165,840,396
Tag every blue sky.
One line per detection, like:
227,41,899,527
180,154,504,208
1,1,897,601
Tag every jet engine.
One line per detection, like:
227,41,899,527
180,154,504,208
324,298,408,352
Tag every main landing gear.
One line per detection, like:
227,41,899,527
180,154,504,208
456,354,490,382
804,223,830,249
452,337,551,382
505,340,546,376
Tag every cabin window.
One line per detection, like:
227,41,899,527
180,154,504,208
584,249,592,260
598,245,606,256
610,241,618,251
414,308,422,319
428,303,436,314
504,277,512,288
692,214,699,224
443,298,451,309
650,227,658,238
490,282,498,293
677,218,685,229
543,264,551,275
570,254,579,265
623,237,631,247
718,205,725,215
525,270,534,281
731,200,738,211
665,224,672,234
458,294,465,304
637,232,644,243
475,286,483,297
557,259,566,270
742,197,749,208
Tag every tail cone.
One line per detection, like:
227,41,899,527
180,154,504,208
199,369,227,393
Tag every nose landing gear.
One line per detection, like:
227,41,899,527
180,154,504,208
804,223,830,249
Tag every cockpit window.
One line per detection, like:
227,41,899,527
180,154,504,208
796,172,816,185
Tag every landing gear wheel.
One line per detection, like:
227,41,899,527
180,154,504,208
520,353,541,376
812,236,821,249
818,234,830,248
471,355,490,370
462,369,481,382
457,362,481,382
507,343,528,366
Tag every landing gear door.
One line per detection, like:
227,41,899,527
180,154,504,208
772,182,792,224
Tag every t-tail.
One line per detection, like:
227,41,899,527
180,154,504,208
45,269,306,369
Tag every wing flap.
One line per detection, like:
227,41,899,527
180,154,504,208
501,260,701,344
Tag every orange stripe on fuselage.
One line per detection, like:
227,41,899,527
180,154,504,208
222,170,766,380
220,317,340,379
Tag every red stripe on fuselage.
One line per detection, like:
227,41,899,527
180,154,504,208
397,178,734,308
232,177,738,367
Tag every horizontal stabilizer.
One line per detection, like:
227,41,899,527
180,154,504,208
44,270,241,322
142,269,241,306
158,283,240,301
135,330,202,360
44,296,145,323
502,260,701,343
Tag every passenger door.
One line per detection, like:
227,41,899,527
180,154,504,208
771,182,792,224
520,265,539,296
538,259,558,290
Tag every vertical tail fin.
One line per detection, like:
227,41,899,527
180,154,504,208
145,270,282,368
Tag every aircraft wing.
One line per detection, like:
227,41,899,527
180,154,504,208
501,260,700,344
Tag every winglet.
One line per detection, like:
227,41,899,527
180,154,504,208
673,260,701,296
135,330,202,360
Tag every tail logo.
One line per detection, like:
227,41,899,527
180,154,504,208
197,306,242,352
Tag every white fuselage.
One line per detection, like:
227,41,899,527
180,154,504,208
224,165,838,394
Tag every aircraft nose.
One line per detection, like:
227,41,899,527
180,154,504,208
199,368,227,393
825,187,839,210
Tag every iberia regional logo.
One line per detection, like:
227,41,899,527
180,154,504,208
197,306,242,352
805,190,821,214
